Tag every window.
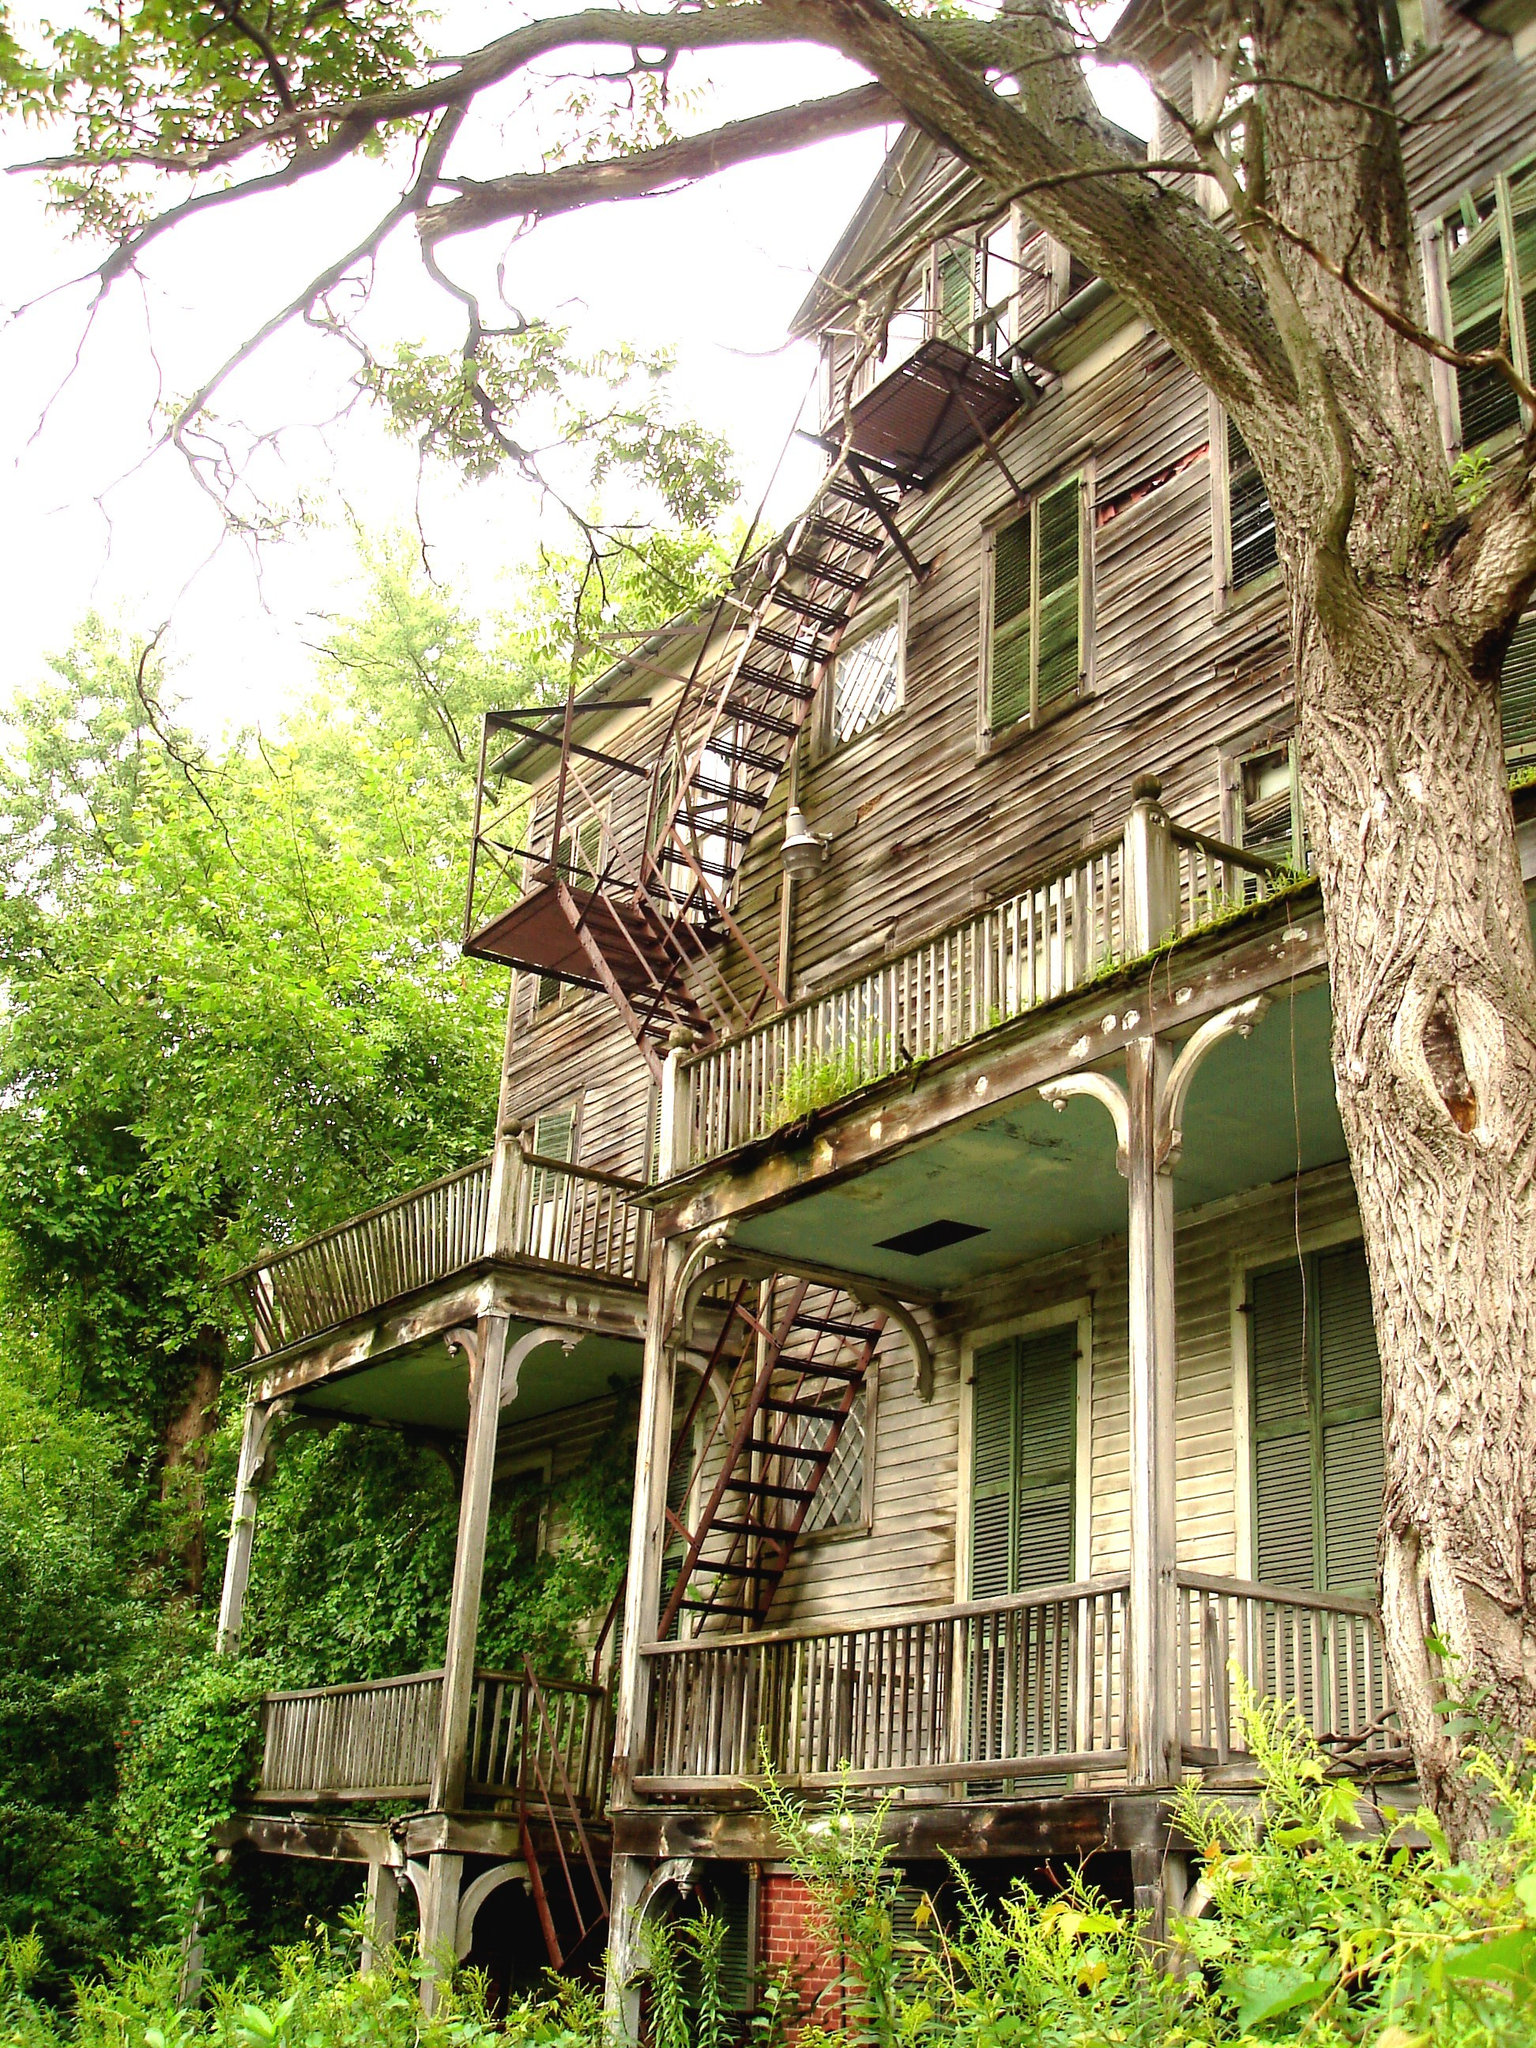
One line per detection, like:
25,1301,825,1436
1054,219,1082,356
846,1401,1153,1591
1234,737,1305,872
1249,1243,1383,1597
986,475,1085,733
526,1102,577,1259
969,1325,1076,1598
801,1391,867,1534
830,614,902,748
1443,160,1536,452
933,215,1018,361
1380,0,1427,77
534,811,603,1008
1225,416,1279,591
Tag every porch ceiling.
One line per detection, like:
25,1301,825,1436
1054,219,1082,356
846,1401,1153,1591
730,979,1343,1292
293,1321,643,1431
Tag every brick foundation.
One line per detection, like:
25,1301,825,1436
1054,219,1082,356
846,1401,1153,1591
757,1874,846,2031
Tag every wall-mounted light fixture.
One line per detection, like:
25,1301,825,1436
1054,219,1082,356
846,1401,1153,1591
782,803,831,879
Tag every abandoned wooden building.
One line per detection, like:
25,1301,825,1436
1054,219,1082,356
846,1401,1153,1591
217,0,1536,2013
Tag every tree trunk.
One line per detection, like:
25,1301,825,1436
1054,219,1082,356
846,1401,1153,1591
160,1338,225,1597
1293,554,1536,1842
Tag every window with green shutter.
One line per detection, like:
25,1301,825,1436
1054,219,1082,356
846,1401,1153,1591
1444,161,1536,453
1249,1243,1384,1598
969,1324,1077,1598
986,476,1084,734
937,242,977,349
535,812,603,1007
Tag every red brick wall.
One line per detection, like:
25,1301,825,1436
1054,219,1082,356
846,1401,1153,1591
758,1875,845,2031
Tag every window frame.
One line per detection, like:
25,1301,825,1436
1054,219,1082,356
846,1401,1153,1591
530,797,609,1014
1223,726,1307,874
1427,154,1536,456
977,464,1093,754
814,588,908,760
1236,1231,1383,1591
797,1365,877,1543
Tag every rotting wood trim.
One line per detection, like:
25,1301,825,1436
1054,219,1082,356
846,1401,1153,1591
632,1751,1131,1796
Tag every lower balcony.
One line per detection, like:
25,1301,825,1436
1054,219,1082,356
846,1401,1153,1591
251,1667,611,1816
635,1572,1403,1797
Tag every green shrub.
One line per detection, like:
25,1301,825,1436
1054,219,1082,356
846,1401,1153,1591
754,1691,1536,2047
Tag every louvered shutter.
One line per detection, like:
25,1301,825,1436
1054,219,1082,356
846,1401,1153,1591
1250,1263,1316,1589
657,1422,697,1643
969,1339,1016,1598
1502,614,1536,765
1449,197,1521,449
1034,479,1082,712
1227,418,1279,587
1013,1326,1076,1587
970,1329,1075,1597
532,1106,575,1162
988,514,1032,731
1510,163,1536,374
938,244,974,347
1317,1245,1383,1596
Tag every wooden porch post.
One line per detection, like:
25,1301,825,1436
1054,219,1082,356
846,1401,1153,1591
416,1852,464,2015
484,1125,525,1260
215,1396,286,1657
606,1032,691,2022
1124,1036,1179,1791
1124,777,1180,1792
429,1315,508,1814
361,1861,400,1974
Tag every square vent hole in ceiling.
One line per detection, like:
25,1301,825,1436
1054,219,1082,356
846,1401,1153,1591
874,1219,989,1257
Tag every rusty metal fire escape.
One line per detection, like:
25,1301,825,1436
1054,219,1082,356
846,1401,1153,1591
657,1277,885,1635
461,454,922,1076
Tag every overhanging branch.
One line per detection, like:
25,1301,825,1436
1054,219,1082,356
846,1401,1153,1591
419,82,897,243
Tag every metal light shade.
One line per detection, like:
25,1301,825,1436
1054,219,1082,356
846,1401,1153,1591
782,804,829,879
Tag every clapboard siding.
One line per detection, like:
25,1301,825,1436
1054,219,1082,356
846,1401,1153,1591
501,981,655,1182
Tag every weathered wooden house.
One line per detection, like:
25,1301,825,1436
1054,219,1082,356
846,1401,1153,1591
218,0,1536,2011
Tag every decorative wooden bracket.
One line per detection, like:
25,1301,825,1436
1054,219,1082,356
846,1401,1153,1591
1038,995,1274,1177
1038,1069,1131,1176
675,1244,935,1402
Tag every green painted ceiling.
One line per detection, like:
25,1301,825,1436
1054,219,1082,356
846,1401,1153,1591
733,979,1344,1293
296,1323,643,1431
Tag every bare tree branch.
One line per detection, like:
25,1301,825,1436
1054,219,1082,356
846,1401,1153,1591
419,81,896,242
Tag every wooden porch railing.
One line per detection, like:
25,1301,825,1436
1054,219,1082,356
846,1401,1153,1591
252,1668,611,1810
1176,1571,1405,1766
677,808,1285,1169
637,1577,1131,1793
231,1151,650,1356
636,1572,1400,1793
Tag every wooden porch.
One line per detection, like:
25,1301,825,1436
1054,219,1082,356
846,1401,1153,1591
671,796,1286,1173
635,1572,1403,1798
251,1667,611,1815
232,1142,651,1363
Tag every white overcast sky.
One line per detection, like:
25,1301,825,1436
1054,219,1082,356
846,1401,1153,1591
0,21,1149,736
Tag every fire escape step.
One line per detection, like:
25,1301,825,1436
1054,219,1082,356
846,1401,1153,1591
787,552,867,592
745,1436,835,1462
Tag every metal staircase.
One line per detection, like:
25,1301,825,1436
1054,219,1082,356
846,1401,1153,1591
463,456,916,1076
657,1278,886,1638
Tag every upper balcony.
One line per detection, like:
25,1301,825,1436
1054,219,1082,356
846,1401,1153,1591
665,788,1290,1184
228,1141,652,1417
